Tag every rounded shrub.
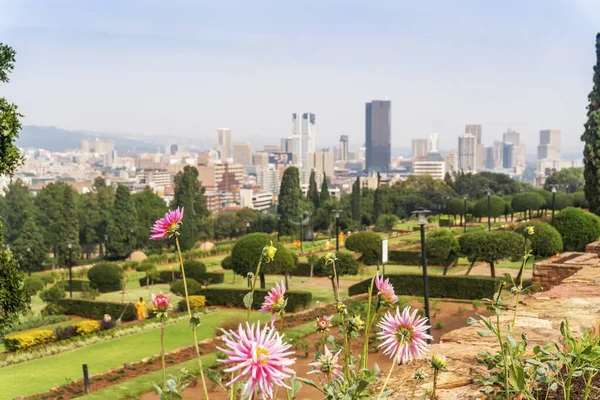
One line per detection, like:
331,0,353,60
511,192,546,215
40,275,55,286
375,214,398,232
39,284,66,304
552,207,600,251
514,222,562,257
230,233,295,278
87,262,124,293
426,230,460,270
344,231,381,265
313,250,359,277
572,191,589,209
183,260,207,282
24,276,45,295
170,278,202,296
220,255,233,270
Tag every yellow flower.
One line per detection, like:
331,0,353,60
262,241,277,263
431,354,447,371
525,226,535,236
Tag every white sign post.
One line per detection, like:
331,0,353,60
381,238,388,274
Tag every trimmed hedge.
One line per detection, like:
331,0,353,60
348,274,502,300
170,278,203,296
344,232,381,264
293,263,313,276
4,329,56,352
514,222,562,257
87,263,123,293
58,279,89,292
388,250,421,265
196,288,312,312
439,216,454,227
57,299,136,322
138,271,225,287
24,277,45,295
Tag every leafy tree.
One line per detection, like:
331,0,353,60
11,214,46,275
56,185,81,266
34,182,68,256
230,233,295,288
214,211,239,239
87,262,123,292
460,231,528,277
0,43,24,176
426,230,460,275
582,34,600,215
572,191,589,209
345,231,381,265
351,176,361,221
132,187,167,250
92,177,114,256
172,166,209,250
319,174,330,204
372,186,385,221
106,185,138,258
449,170,521,199
277,167,302,236
544,168,584,193
511,192,546,219
2,179,33,243
77,192,100,258
375,214,398,233
472,195,506,221
307,170,320,209
448,197,469,226
360,187,374,226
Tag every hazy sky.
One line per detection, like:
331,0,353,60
1,0,599,154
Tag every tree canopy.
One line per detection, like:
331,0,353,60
582,33,600,215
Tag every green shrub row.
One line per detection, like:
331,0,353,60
138,271,224,287
57,279,89,292
196,288,312,312
57,299,136,322
348,274,502,300
293,263,313,276
388,250,421,265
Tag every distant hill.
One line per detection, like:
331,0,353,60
17,126,158,153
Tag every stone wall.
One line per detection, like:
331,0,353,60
532,252,600,290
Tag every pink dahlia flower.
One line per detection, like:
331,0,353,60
375,274,398,306
151,292,172,312
217,322,296,398
150,207,184,240
315,315,333,332
260,280,286,322
377,306,432,364
308,345,343,384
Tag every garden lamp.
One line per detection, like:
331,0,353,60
333,209,342,251
412,209,432,343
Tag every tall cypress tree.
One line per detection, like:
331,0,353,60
307,170,320,209
583,33,600,215
351,176,361,221
277,166,302,236
93,177,114,256
106,185,138,257
2,179,33,244
57,185,81,266
320,174,330,204
172,166,207,251
12,213,46,275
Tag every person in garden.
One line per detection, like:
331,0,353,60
134,296,146,320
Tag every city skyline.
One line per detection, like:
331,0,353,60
2,1,599,153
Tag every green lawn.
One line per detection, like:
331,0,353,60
0,310,270,399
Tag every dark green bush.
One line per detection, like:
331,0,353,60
39,284,66,304
55,325,77,340
514,222,562,257
134,260,156,272
40,275,55,286
459,230,529,275
24,277,45,295
439,216,454,227
196,287,312,312
170,278,203,296
138,271,224,287
57,299,136,321
87,263,124,293
511,192,546,215
230,233,295,278
292,263,312,276
388,250,420,265
57,279,88,292
553,207,600,251
221,255,233,270
572,191,589,209
426,230,460,271
183,260,207,282
344,231,381,265
348,274,502,300
313,251,359,277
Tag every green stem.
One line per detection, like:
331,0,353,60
582,372,595,400
432,369,438,400
376,361,397,400
321,331,326,354
176,237,209,400
331,260,339,302
341,313,350,380
362,275,377,370
247,258,263,320
161,317,166,390
512,254,529,328
280,313,284,333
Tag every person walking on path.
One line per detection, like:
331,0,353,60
134,296,146,320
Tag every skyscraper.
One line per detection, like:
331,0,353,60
411,139,429,159
465,124,483,170
365,100,391,172
232,142,252,165
216,128,232,160
493,140,504,168
458,133,476,172
292,113,315,166
339,135,349,162
429,133,439,153
537,129,561,160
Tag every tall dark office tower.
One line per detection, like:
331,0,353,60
365,100,391,172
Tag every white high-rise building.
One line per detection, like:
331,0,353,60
458,133,476,172
256,165,280,194
216,128,232,160
429,133,439,153
339,135,349,162
465,124,483,169
292,113,315,166
411,139,429,159
537,129,561,161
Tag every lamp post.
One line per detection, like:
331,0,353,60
245,220,250,234
412,209,432,343
550,185,557,225
103,233,108,259
487,188,492,232
67,239,73,298
276,214,281,241
333,209,342,251
26,247,31,276
463,196,468,233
